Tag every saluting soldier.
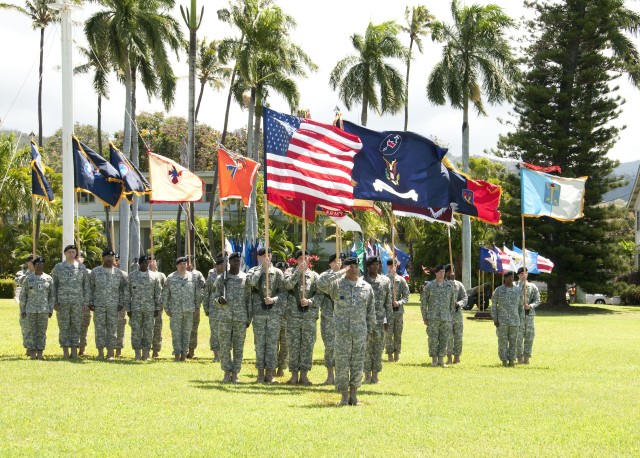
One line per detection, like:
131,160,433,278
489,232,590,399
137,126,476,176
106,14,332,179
16,254,35,356
516,267,541,364
445,265,467,365
491,271,524,366
51,244,90,359
126,255,162,360
149,257,166,358
19,256,54,360
204,254,225,363
315,257,375,406
420,264,454,368
385,259,409,362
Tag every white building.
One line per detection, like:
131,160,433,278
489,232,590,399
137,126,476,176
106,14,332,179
628,166,640,270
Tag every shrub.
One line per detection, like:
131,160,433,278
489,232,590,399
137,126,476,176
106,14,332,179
621,285,640,306
0,279,16,299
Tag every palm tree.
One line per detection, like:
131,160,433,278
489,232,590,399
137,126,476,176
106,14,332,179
427,0,518,289
0,0,80,146
86,0,183,271
329,21,408,126
401,5,434,131
195,38,231,121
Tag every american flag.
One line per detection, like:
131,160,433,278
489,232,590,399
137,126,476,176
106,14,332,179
263,107,362,210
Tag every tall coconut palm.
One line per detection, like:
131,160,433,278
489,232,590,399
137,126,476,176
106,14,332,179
86,0,183,271
195,38,231,121
427,0,518,289
401,5,434,131
329,21,408,126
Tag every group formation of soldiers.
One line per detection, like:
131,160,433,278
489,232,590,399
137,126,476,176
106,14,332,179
16,244,540,406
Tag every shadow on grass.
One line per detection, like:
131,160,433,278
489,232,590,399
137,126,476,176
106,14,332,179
190,379,336,394
538,305,621,316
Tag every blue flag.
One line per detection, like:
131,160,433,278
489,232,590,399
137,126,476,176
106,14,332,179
377,243,391,274
73,136,123,207
109,143,151,203
343,121,450,208
511,244,540,274
393,247,410,276
31,141,54,202
480,246,502,273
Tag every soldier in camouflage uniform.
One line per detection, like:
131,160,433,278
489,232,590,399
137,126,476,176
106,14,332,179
126,255,162,360
516,267,541,364
385,259,409,362
446,265,467,365
89,249,129,360
149,257,166,358
491,271,524,366
315,257,375,406
212,252,251,382
19,256,54,360
113,254,127,357
186,261,206,359
51,244,90,359
76,252,92,356
204,255,225,363
283,250,319,385
163,256,203,361
275,262,289,376
247,247,287,383
363,257,392,384
16,254,35,356
420,264,454,368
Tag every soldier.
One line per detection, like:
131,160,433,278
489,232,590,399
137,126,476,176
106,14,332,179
16,254,35,356
127,255,162,360
315,253,344,385
491,271,524,366
186,259,206,359
516,267,541,364
89,249,128,360
19,256,54,360
115,253,127,357
445,265,467,365
283,250,319,385
385,258,409,362
77,251,92,356
315,257,375,406
420,264,454,367
362,256,392,384
204,254,225,363
275,261,289,377
163,256,202,361
212,252,251,382
51,244,90,359
149,257,166,358
247,247,287,383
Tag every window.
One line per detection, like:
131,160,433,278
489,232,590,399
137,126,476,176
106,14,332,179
204,184,214,203
637,211,640,232
77,192,94,204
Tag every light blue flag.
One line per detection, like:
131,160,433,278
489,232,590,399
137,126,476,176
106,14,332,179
377,243,390,274
521,168,587,221
511,244,540,274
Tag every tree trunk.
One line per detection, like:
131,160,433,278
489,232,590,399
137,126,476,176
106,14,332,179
208,166,218,261
245,87,258,249
195,79,205,122
119,52,133,271
361,94,368,127
404,39,414,131
176,205,183,258
220,66,237,146
97,94,103,155
38,27,44,147
130,65,141,261
253,89,262,158
105,205,112,249
547,276,570,308
461,96,471,289
187,25,197,262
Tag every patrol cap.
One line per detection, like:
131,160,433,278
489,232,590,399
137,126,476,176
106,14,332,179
517,267,527,275
138,255,150,263
176,256,188,265
215,255,224,265
294,249,310,259
257,247,272,256
366,256,380,267
33,256,45,265
434,264,446,273
26,254,35,262
63,244,78,253
229,252,242,260
328,253,347,263
503,270,515,278
445,264,454,274
344,257,358,266
386,259,395,266
102,249,116,257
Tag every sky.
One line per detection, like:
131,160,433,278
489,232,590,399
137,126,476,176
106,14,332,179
0,0,639,164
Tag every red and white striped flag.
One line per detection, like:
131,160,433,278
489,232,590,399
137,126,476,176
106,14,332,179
537,254,554,274
263,107,362,210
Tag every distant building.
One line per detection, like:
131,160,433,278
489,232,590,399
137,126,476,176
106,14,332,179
628,165,640,270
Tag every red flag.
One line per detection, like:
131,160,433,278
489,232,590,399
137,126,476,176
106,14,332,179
217,148,260,206
268,194,315,223
392,203,454,225
521,162,562,174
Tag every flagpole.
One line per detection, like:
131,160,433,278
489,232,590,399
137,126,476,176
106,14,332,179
447,225,454,275
149,203,154,259
301,200,306,302
32,197,36,256
477,269,480,309
391,210,397,303
110,213,115,252
264,195,270,298
219,199,226,298
185,203,192,270
74,191,81,256
521,215,528,308
335,224,339,262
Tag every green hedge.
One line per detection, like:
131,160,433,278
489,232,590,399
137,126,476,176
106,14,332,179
0,279,16,299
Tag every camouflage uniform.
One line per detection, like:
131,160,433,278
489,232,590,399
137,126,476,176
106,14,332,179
152,271,167,353
16,268,31,349
385,273,409,355
19,273,54,351
516,281,540,358
204,269,220,355
420,280,454,357
127,270,162,350
188,269,206,352
277,294,289,372
212,272,251,374
246,265,287,370
491,285,524,362
51,261,90,348
316,271,375,392
80,267,93,351
363,273,392,373
316,270,336,368
89,266,128,350
447,280,468,356
284,266,319,373
163,271,202,356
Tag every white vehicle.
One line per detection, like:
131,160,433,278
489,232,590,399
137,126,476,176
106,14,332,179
585,294,621,305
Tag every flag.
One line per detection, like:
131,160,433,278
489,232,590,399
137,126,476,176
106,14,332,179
392,203,455,225
353,199,382,216
343,121,450,208
218,148,260,206
494,246,515,273
521,168,587,221
350,239,365,272
268,194,316,223
31,141,54,202
537,254,554,274
377,243,391,274
72,136,123,207
480,246,502,273
148,151,204,203
393,247,410,276
224,238,234,256
521,162,562,174
444,157,502,224
109,143,151,203
263,107,362,210
322,208,362,233
511,244,540,274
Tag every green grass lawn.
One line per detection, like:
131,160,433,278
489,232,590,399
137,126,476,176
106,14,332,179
2,295,639,456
